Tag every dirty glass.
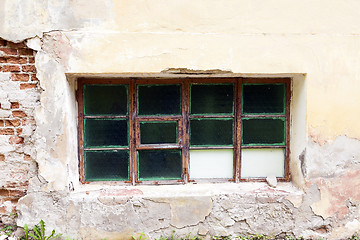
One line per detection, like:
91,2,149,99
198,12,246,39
190,84,234,114
85,150,129,181
140,121,178,144
241,148,285,178
189,149,233,178
190,118,233,146
242,118,285,145
84,119,128,148
242,84,285,114
84,84,128,116
137,150,182,180
138,85,181,115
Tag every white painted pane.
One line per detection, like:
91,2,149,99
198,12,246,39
241,148,284,178
190,149,233,179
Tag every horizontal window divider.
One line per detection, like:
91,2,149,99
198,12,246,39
136,144,181,150
135,179,184,185
189,115,234,118
189,178,234,183
84,147,130,151
239,177,288,182
241,114,286,118
190,146,234,149
136,116,182,121
84,180,132,185
242,78,290,84
84,115,128,119
241,145,285,149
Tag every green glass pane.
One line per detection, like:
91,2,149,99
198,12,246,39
190,119,234,146
84,84,128,116
242,84,285,114
242,118,285,145
138,85,181,115
191,84,234,114
84,119,128,148
140,121,177,144
85,150,129,181
138,150,182,180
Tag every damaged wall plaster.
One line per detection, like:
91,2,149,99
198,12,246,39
1,0,360,239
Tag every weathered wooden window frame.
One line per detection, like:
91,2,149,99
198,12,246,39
77,77,291,184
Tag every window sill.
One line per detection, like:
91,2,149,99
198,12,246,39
71,181,303,200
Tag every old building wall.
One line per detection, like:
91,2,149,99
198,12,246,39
0,0,360,239
0,38,38,225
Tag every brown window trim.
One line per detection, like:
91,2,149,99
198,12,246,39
77,77,291,185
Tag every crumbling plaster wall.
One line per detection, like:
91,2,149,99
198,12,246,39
1,0,360,239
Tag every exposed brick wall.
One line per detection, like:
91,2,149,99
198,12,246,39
0,38,38,225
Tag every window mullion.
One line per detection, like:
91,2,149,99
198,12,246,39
129,80,137,185
182,81,190,183
77,79,85,184
234,78,242,182
285,80,291,181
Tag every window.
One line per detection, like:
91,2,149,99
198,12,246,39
77,77,290,184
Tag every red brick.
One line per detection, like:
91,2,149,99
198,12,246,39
0,189,9,196
12,73,29,81
0,120,4,127
5,119,21,127
2,65,20,72
24,154,31,161
18,48,33,56
10,102,19,109
0,40,6,46
0,47,17,55
28,57,35,64
21,65,36,72
0,154,4,161
7,42,26,48
0,128,14,135
6,56,27,64
9,136,24,144
12,111,27,117
8,190,26,198
0,206,6,214
31,74,39,82
20,83,37,90
22,118,34,125
16,128,22,135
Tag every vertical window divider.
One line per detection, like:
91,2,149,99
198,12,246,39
182,80,190,183
129,79,137,185
285,80,291,181
234,78,242,182
77,79,85,184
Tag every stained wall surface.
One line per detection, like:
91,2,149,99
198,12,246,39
0,0,360,239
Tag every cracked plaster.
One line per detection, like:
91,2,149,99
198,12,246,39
1,0,360,239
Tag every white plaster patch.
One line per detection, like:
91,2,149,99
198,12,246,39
0,109,11,118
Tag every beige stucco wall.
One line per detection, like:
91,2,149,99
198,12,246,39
1,0,360,239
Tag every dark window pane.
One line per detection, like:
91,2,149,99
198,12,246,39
242,84,285,114
138,150,182,180
85,150,129,181
140,121,178,144
190,119,233,146
242,118,285,145
138,85,181,115
191,84,234,114
84,84,128,116
84,119,128,148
